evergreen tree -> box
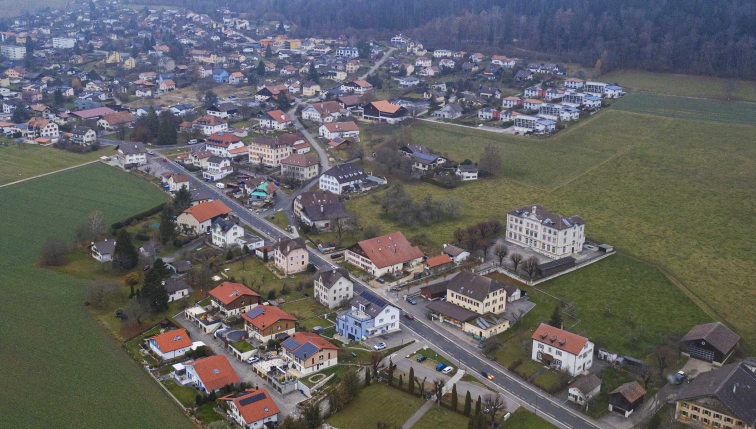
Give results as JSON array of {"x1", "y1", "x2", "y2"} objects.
[
  {"x1": 226, "y1": 249, "x2": 234, "y2": 260},
  {"x1": 257, "y1": 60, "x2": 266, "y2": 76},
  {"x1": 146, "y1": 107, "x2": 160, "y2": 137},
  {"x1": 263, "y1": 248, "x2": 268, "y2": 262},
  {"x1": 549, "y1": 304, "x2": 563, "y2": 329},
  {"x1": 152, "y1": 258, "x2": 171, "y2": 279},
  {"x1": 398, "y1": 375, "x2": 403, "y2": 387},
  {"x1": 463, "y1": 391, "x2": 472, "y2": 416},
  {"x1": 112, "y1": 229, "x2": 138, "y2": 270},
  {"x1": 303, "y1": 402, "x2": 321, "y2": 429},
  {"x1": 408, "y1": 367, "x2": 415, "y2": 394},
  {"x1": 159, "y1": 206, "x2": 175, "y2": 245},
  {"x1": 451, "y1": 384, "x2": 458, "y2": 411},
  {"x1": 156, "y1": 118, "x2": 177, "y2": 146},
  {"x1": 276, "y1": 20, "x2": 286, "y2": 34},
  {"x1": 265, "y1": 44, "x2": 272, "y2": 58},
  {"x1": 53, "y1": 89, "x2": 64, "y2": 107},
  {"x1": 308, "y1": 63, "x2": 319, "y2": 83},
  {"x1": 173, "y1": 187, "x2": 191, "y2": 213},
  {"x1": 365, "y1": 367, "x2": 371, "y2": 386},
  {"x1": 141, "y1": 266, "x2": 169, "y2": 312},
  {"x1": 344, "y1": 369, "x2": 360, "y2": 399},
  {"x1": 12, "y1": 103, "x2": 28, "y2": 123},
  {"x1": 475, "y1": 395, "x2": 482, "y2": 416}
]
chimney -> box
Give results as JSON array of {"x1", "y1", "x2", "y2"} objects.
[
  {"x1": 321, "y1": 205, "x2": 324, "y2": 213},
  {"x1": 733, "y1": 383, "x2": 739, "y2": 394},
  {"x1": 532, "y1": 205, "x2": 537, "y2": 213}
]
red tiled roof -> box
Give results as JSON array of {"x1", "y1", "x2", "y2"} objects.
[
  {"x1": 278, "y1": 133, "x2": 303, "y2": 146},
  {"x1": 322, "y1": 121, "x2": 359, "y2": 133},
  {"x1": 101, "y1": 111, "x2": 134, "y2": 125},
  {"x1": 531, "y1": 323, "x2": 588, "y2": 356},
  {"x1": 354, "y1": 232, "x2": 424, "y2": 269},
  {"x1": 369, "y1": 100, "x2": 401, "y2": 114},
  {"x1": 186, "y1": 355, "x2": 240, "y2": 391},
  {"x1": 206, "y1": 131, "x2": 242, "y2": 146},
  {"x1": 193, "y1": 115, "x2": 227, "y2": 126},
  {"x1": 281, "y1": 153, "x2": 318, "y2": 167},
  {"x1": 266, "y1": 110, "x2": 291, "y2": 123},
  {"x1": 147, "y1": 328, "x2": 192, "y2": 353},
  {"x1": 288, "y1": 332, "x2": 338, "y2": 351},
  {"x1": 426, "y1": 254, "x2": 452, "y2": 268},
  {"x1": 221, "y1": 389, "x2": 280, "y2": 424},
  {"x1": 182, "y1": 200, "x2": 231, "y2": 223},
  {"x1": 242, "y1": 305, "x2": 296, "y2": 330},
  {"x1": 209, "y1": 282, "x2": 260, "y2": 305}
]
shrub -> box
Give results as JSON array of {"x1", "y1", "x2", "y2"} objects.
[
  {"x1": 111, "y1": 203, "x2": 165, "y2": 230},
  {"x1": 508, "y1": 357, "x2": 523, "y2": 372}
]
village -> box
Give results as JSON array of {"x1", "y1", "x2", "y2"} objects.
[{"x1": 1, "y1": 2, "x2": 754, "y2": 429}]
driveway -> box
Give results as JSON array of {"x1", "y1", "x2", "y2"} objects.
[{"x1": 176, "y1": 313, "x2": 307, "y2": 418}]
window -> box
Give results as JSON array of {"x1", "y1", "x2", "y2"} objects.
[{"x1": 538, "y1": 344, "x2": 544, "y2": 349}]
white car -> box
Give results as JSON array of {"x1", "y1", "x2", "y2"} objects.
[
  {"x1": 247, "y1": 356, "x2": 260, "y2": 364},
  {"x1": 373, "y1": 342, "x2": 387, "y2": 350},
  {"x1": 442, "y1": 365, "x2": 454, "y2": 375},
  {"x1": 188, "y1": 139, "x2": 198, "y2": 145}
]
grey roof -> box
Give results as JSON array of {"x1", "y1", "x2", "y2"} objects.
[
  {"x1": 71, "y1": 126, "x2": 93, "y2": 136},
  {"x1": 403, "y1": 144, "x2": 430, "y2": 155},
  {"x1": 162, "y1": 279, "x2": 192, "y2": 294},
  {"x1": 426, "y1": 300, "x2": 478, "y2": 323},
  {"x1": 210, "y1": 102, "x2": 237, "y2": 112},
  {"x1": 412, "y1": 152, "x2": 439, "y2": 164},
  {"x1": 118, "y1": 142, "x2": 146, "y2": 155},
  {"x1": 281, "y1": 337, "x2": 301, "y2": 351},
  {"x1": 190, "y1": 188, "x2": 213, "y2": 202},
  {"x1": 207, "y1": 155, "x2": 225, "y2": 164},
  {"x1": 315, "y1": 267, "x2": 351, "y2": 289},
  {"x1": 92, "y1": 239, "x2": 116, "y2": 256},
  {"x1": 537, "y1": 256, "x2": 576, "y2": 271},
  {"x1": 569, "y1": 374, "x2": 602, "y2": 395},
  {"x1": 443, "y1": 244, "x2": 467, "y2": 257},
  {"x1": 457, "y1": 164, "x2": 478, "y2": 172},
  {"x1": 169, "y1": 260, "x2": 192, "y2": 273},
  {"x1": 292, "y1": 342, "x2": 320, "y2": 360},
  {"x1": 322, "y1": 162, "x2": 367, "y2": 184},
  {"x1": 349, "y1": 291, "x2": 391, "y2": 317},
  {"x1": 212, "y1": 216, "x2": 241, "y2": 233},
  {"x1": 677, "y1": 361, "x2": 756, "y2": 426},
  {"x1": 274, "y1": 237, "x2": 306, "y2": 256},
  {"x1": 303, "y1": 202, "x2": 349, "y2": 222},
  {"x1": 446, "y1": 270, "x2": 504, "y2": 302},
  {"x1": 507, "y1": 204, "x2": 585, "y2": 231},
  {"x1": 681, "y1": 322, "x2": 741, "y2": 355}
]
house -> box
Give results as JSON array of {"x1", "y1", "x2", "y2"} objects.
[
  {"x1": 470, "y1": 52, "x2": 485, "y2": 62},
  {"x1": 184, "y1": 355, "x2": 240, "y2": 393},
  {"x1": 164, "y1": 172, "x2": 189, "y2": 192},
  {"x1": 170, "y1": 104, "x2": 195, "y2": 116},
  {"x1": 248, "y1": 136, "x2": 293, "y2": 168},
  {"x1": 228, "y1": 72, "x2": 245, "y2": 85},
  {"x1": 243, "y1": 177, "x2": 279, "y2": 201},
  {"x1": 515, "y1": 70, "x2": 533, "y2": 81},
  {"x1": 302, "y1": 81, "x2": 321, "y2": 97},
  {"x1": 301, "y1": 200, "x2": 349, "y2": 231},
  {"x1": 25, "y1": 117, "x2": 59, "y2": 142},
  {"x1": 346, "y1": 60, "x2": 360, "y2": 73},
  {"x1": 462, "y1": 62, "x2": 479, "y2": 74},
  {"x1": 584, "y1": 81, "x2": 607, "y2": 97},
  {"x1": 314, "y1": 267, "x2": 353, "y2": 309},
  {"x1": 411, "y1": 152, "x2": 445, "y2": 172},
  {"x1": 319, "y1": 121, "x2": 360, "y2": 140},
  {"x1": 363, "y1": 100, "x2": 408, "y2": 124},
  {"x1": 483, "y1": 65, "x2": 502, "y2": 79},
  {"x1": 502, "y1": 96, "x2": 522, "y2": 109},
  {"x1": 442, "y1": 244, "x2": 470, "y2": 262},
  {"x1": 70, "y1": 126, "x2": 96, "y2": 145},
  {"x1": 674, "y1": 359, "x2": 756, "y2": 429},
  {"x1": 335, "y1": 46, "x2": 359, "y2": 58},
  {"x1": 163, "y1": 279, "x2": 193, "y2": 302},
  {"x1": 281, "y1": 332, "x2": 338, "y2": 375},
  {"x1": 480, "y1": 87, "x2": 502, "y2": 99},
  {"x1": 523, "y1": 98, "x2": 543, "y2": 111},
  {"x1": 205, "y1": 132, "x2": 244, "y2": 157},
  {"x1": 513, "y1": 115, "x2": 556, "y2": 134},
  {"x1": 242, "y1": 305, "x2": 297, "y2": 343},
  {"x1": 604, "y1": 85, "x2": 624, "y2": 98},
  {"x1": 203, "y1": 156, "x2": 233, "y2": 181},
  {"x1": 177, "y1": 200, "x2": 232, "y2": 234},
  {"x1": 340, "y1": 80, "x2": 373, "y2": 94},
  {"x1": 146, "y1": 329, "x2": 193, "y2": 360},
  {"x1": 439, "y1": 58, "x2": 455, "y2": 69},
  {"x1": 192, "y1": 115, "x2": 228, "y2": 135},
  {"x1": 680, "y1": 322, "x2": 740, "y2": 366},
  {"x1": 506, "y1": 204, "x2": 585, "y2": 259},
  {"x1": 189, "y1": 150, "x2": 214, "y2": 169},
  {"x1": 491, "y1": 55, "x2": 515, "y2": 68},
  {"x1": 568, "y1": 374, "x2": 602, "y2": 406},
  {"x1": 280, "y1": 154, "x2": 319, "y2": 182},
  {"x1": 432, "y1": 103, "x2": 463, "y2": 120},
  {"x1": 273, "y1": 237, "x2": 308, "y2": 275},
  {"x1": 117, "y1": 142, "x2": 147, "y2": 167},
  {"x1": 213, "y1": 69, "x2": 230, "y2": 83},
  {"x1": 337, "y1": 291, "x2": 401, "y2": 341},
  {"x1": 426, "y1": 300, "x2": 509, "y2": 339},
  {"x1": 319, "y1": 163, "x2": 368, "y2": 195},
  {"x1": 434, "y1": 49, "x2": 452, "y2": 58},
  {"x1": 211, "y1": 216, "x2": 245, "y2": 248},
  {"x1": 302, "y1": 101, "x2": 346, "y2": 123},
  {"x1": 425, "y1": 254, "x2": 453, "y2": 275},
  {"x1": 337, "y1": 95, "x2": 362, "y2": 111},
  {"x1": 415, "y1": 57, "x2": 432, "y2": 68},
  {"x1": 159, "y1": 80, "x2": 175, "y2": 92},
  {"x1": 294, "y1": 190, "x2": 340, "y2": 218},
  {"x1": 564, "y1": 78, "x2": 584, "y2": 89},
  {"x1": 98, "y1": 111, "x2": 133, "y2": 130},
  {"x1": 609, "y1": 382, "x2": 646, "y2": 418},
  {"x1": 220, "y1": 388, "x2": 280, "y2": 429},
  {"x1": 478, "y1": 108, "x2": 499, "y2": 120},
  {"x1": 207, "y1": 102, "x2": 238, "y2": 119},
  {"x1": 91, "y1": 239, "x2": 115, "y2": 262},
  {"x1": 209, "y1": 282, "x2": 262, "y2": 317},
  {"x1": 259, "y1": 110, "x2": 292, "y2": 130},
  {"x1": 531, "y1": 323, "x2": 594, "y2": 376},
  {"x1": 446, "y1": 270, "x2": 509, "y2": 315},
  {"x1": 397, "y1": 76, "x2": 420, "y2": 88},
  {"x1": 456, "y1": 164, "x2": 478, "y2": 181},
  {"x1": 345, "y1": 232, "x2": 425, "y2": 278}
]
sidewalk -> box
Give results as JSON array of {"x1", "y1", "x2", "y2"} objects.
[{"x1": 402, "y1": 399, "x2": 434, "y2": 429}]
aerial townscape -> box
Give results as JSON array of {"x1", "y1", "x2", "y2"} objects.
[{"x1": 1, "y1": 1, "x2": 755, "y2": 429}]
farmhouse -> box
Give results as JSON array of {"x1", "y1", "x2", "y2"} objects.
[
  {"x1": 506, "y1": 204, "x2": 585, "y2": 259},
  {"x1": 345, "y1": 232, "x2": 425, "y2": 278},
  {"x1": 209, "y1": 282, "x2": 262, "y2": 317},
  {"x1": 531, "y1": 323, "x2": 593, "y2": 376}
]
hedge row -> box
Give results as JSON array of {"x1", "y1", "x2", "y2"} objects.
[
  {"x1": 420, "y1": 175, "x2": 457, "y2": 189},
  {"x1": 111, "y1": 203, "x2": 166, "y2": 230}
]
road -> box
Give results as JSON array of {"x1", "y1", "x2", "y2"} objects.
[
  {"x1": 360, "y1": 47, "x2": 397, "y2": 80},
  {"x1": 418, "y1": 117, "x2": 515, "y2": 134},
  {"x1": 155, "y1": 155, "x2": 607, "y2": 429},
  {"x1": 288, "y1": 101, "x2": 330, "y2": 172}
]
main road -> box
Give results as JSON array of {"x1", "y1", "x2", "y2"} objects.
[{"x1": 157, "y1": 156, "x2": 609, "y2": 429}]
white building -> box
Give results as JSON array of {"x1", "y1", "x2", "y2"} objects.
[
  {"x1": 259, "y1": 110, "x2": 292, "y2": 130},
  {"x1": 531, "y1": 323, "x2": 593, "y2": 376},
  {"x1": 314, "y1": 267, "x2": 353, "y2": 309},
  {"x1": 318, "y1": 162, "x2": 367, "y2": 195},
  {"x1": 584, "y1": 81, "x2": 608, "y2": 97},
  {"x1": 52, "y1": 37, "x2": 76, "y2": 49},
  {"x1": 147, "y1": 329, "x2": 193, "y2": 360},
  {"x1": 211, "y1": 216, "x2": 245, "y2": 248},
  {"x1": 513, "y1": 115, "x2": 555, "y2": 134},
  {"x1": 568, "y1": 374, "x2": 602, "y2": 406},
  {"x1": 335, "y1": 46, "x2": 359, "y2": 58},
  {"x1": 91, "y1": 239, "x2": 115, "y2": 262},
  {"x1": 319, "y1": 121, "x2": 360, "y2": 140},
  {"x1": 506, "y1": 204, "x2": 586, "y2": 259},
  {"x1": 345, "y1": 232, "x2": 424, "y2": 278},
  {"x1": 222, "y1": 388, "x2": 280, "y2": 429},
  {"x1": 203, "y1": 156, "x2": 233, "y2": 181},
  {"x1": 564, "y1": 78, "x2": 585, "y2": 89},
  {"x1": 1, "y1": 45, "x2": 26, "y2": 60},
  {"x1": 117, "y1": 142, "x2": 147, "y2": 166}
]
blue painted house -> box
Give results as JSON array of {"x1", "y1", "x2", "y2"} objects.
[
  {"x1": 336, "y1": 291, "x2": 401, "y2": 341},
  {"x1": 213, "y1": 69, "x2": 229, "y2": 83}
]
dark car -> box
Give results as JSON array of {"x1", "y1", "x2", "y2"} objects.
[
  {"x1": 377, "y1": 278, "x2": 385, "y2": 284},
  {"x1": 330, "y1": 253, "x2": 342, "y2": 260},
  {"x1": 403, "y1": 312, "x2": 414, "y2": 320},
  {"x1": 481, "y1": 371, "x2": 494, "y2": 380},
  {"x1": 407, "y1": 297, "x2": 417, "y2": 305},
  {"x1": 416, "y1": 355, "x2": 427, "y2": 362},
  {"x1": 142, "y1": 265, "x2": 150, "y2": 271}
]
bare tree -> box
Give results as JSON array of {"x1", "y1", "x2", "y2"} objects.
[
  {"x1": 723, "y1": 79, "x2": 738, "y2": 101},
  {"x1": 652, "y1": 345, "x2": 675, "y2": 380},
  {"x1": 484, "y1": 393, "x2": 506, "y2": 426},
  {"x1": 142, "y1": 237, "x2": 162, "y2": 264},
  {"x1": 493, "y1": 244, "x2": 508, "y2": 265},
  {"x1": 333, "y1": 217, "x2": 347, "y2": 245},
  {"x1": 87, "y1": 211, "x2": 106, "y2": 240},
  {"x1": 488, "y1": 219, "x2": 503, "y2": 235},
  {"x1": 370, "y1": 351, "x2": 383, "y2": 375},
  {"x1": 453, "y1": 228, "x2": 466, "y2": 244},
  {"x1": 524, "y1": 256, "x2": 539, "y2": 278},
  {"x1": 509, "y1": 252, "x2": 523, "y2": 272},
  {"x1": 414, "y1": 376, "x2": 427, "y2": 398},
  {"x1": 432, "y1": 378, "x2": 445, "y2": 404},
  {"x1": 40, "y1": 236, "x2": 68, "y2": 266},
  {"x1": 126, "y1": 298, "x2": 147, "y2": 328},
  {"x1": 86, "y1": 279, "x2": 118, "y2": 310}
]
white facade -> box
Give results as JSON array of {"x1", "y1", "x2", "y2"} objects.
[
  {"x1": 506, "y1": 207, "x2": 585, "y2": 259},
  {"x1": 1, "y1": 45, "x2": 26, "y2": 60},
  {"x1": 318, "y1": 173, "x2": 358, "y2": 195},
  {"x1": 314, "y1": 273, "x2": 354, "y2": 309},
  {"x1": 205, "y1": 141, "x2": 245, "y2": 158},
  {"x1": 202, "y1": 157, "x2": 232, "y2": 181},
  {"x1": 167, "y1": 176, "x2": 189, "y2": 192},
  {"x1": 211, "y1": 222, "x2": 245, "y2": 248},
  {"x1": 318, "y1": 123, "x2": 360, "y2": 140},
  {"x1": 52, "y1": 37, "x2": 76, "y2": 49},
  {"x1": 227, "y1": 399, "x2": 278, "y2": 429},
  {"x1": 532, "y1": 338, "x2": 594, "y2": 377},
  {"x1": 584, "y1": 81, "x2": 607, "y2": 97},
  {"x1": 148, "y1": 338, "x2": 192, "y2": 360}
]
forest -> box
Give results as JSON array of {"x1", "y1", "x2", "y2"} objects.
[{"x1": 140, "y1": 0, "x2": 756, "y2": 78}]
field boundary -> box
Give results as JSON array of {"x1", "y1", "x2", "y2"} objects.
[{"x1": 0, "y1": 159, "x2": 101, "y2": 188}]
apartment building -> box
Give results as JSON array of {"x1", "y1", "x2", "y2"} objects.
[
  {"x1": 531, "y1": 323, "x2": 594, "y2": 376},
  {"x1": 506, "y1": 204, "x2": 586, "y2": 259},
  {"x1": 445, "y1": 270, "x2": 509, "y2": 315},
  {"x1": 248, "y1": 136, "x2": 292, "y2": 168},
  {"x1": 314, "y1": 267, "x2": 353, "y2": 309}
]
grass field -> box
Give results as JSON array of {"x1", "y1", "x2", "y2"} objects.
[
  {"x1": 413, "y1": 404, "x2": 470, "y2": 429},
  {"x1": 325, "y1": 383, "x2": 425, "y2": 429},
  {"x1": 0, "y1": 143, "x2": 116, "y2": 185},
  {"x1": 0, "y1": 163, "x2": 191, "y2": 428},
  {"x1": 500, "y1": 409, "x2": 556, "y2": 429},
  {"x1": 610, "y1": 93, "x2": 756, "y2": 125},
  {"x1": 349, "y1": 108, "x2": 756, "y2": 351},
  {"x1": 601, "y1": 70, "x2": 756, "y2": 102}
]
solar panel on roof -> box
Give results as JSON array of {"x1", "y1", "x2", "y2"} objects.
[
  {"x1": 245, "y1": 306, "x2": 265, "y2": 319},
  {"x1": 359, "y1": 291, "x2": 386, "y2": 308},
  {"x1": 238, "y1": 393, "x2": 267, "y2": 406},
  {"x1": 281, "y1": 337, "x2": 301, "y2": 350}
]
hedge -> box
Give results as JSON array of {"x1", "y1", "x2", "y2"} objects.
[
  {"x1": 420, "y1": 175, "x2": 457, "y2": 189},
  {"x1": 111, "y1": 203, "x2": 166, "y2": 230}
]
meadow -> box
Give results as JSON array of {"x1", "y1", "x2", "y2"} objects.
[
  {"x1": 0, "y1": 163, "x2": 191, "y2": 428},
  {"x1": 600, "y1": 69, "x2": 756, "y2": 102},
  {"x1": 0, "y1": 143, "x2": 117, "y2": 185},
  {"x1": 610, "y1": 93, "x2": 756, "y2": 125}
]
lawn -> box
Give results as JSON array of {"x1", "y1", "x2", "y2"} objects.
[
  {"x1": 220, "y1": 257, "x2": 314, "y2": 301},
  {"x1": 0, "y1": 162, "x2": 191, "y2": 428},
  {"x1": 267, "y1": 210, "x2": 290, "y2": 231},
  {"x1": 610, "y1": 93, "x2": 756, "y2": 125},
  {"x1": 162, "y1": 379, "x2": 199, "y2": 407},
  {"x1": 0, "y1": 143, "x2": 116, "y2": 185},
  {"x1": 500, "y1": 409, "x2": 556, "y2": 429},
  {"x1": 280, "y1": 297, "x2": 331, "y2": 321},
  {"x1": 413, "y1": 404, "x2": 470, "y2": 429},
  {"x1": 600, "y1": 69, "x2": 756, "y2": 102},
  {"x1": 325, "y1": 383, "x2": 425, "y2": 429}
]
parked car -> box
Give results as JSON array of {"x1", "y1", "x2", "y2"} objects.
[
  {"x1": 373, "y1": 342, "x2": 387, "y2": 350},
  {"x1": 377, "y1": 278, "x2": 385, "y2": 284},
  {"x1": 247, "y1": 356, "x2": 260, "y2": 364},
  {"x1": 417, "y1": 355, "x2": 427, "y2": 362},
  {"x1": 407, "y1": 297, "x2": 417, "y2": 305},
  {"x1": 436, "y1": 363, "x2": 447, "y2": 371},
  {"x1": 188, "y1": 139, "x2": 198, "y2": 145},
  {"x1": 442, "y1": 366, "x2": 454, "y2": 375},
  {"x1": 673, "y1": 371, "x2": 687, "y2": 384},
  {"x1": 330, "y1": 253, "x2": 342, "y2": 260},
  {"x1": 481, "y1": 371, "x2": 494, "y2": 380}
]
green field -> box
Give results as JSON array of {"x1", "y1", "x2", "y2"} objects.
[
  {"x1": 349, "y1": 108, "x2": 756, "y2": 350},
  {"x1": 0, "y1": 163, "x2": 191, "y2": 428},
  {"x1": 610, "y1": 93, "x2": 756, "y2": 125},
  {"x1": 601, "y1": 70, "x2": 756, "y2": 102},
  {"x1": 325, "y1": 383, "x2": 425, "y2": 429},
  {"x1": 0, "y1": 143, "x2": 117, "y2": 185},
  {"x1": 500, "y1": 409, "x2": 556, "y2": 429},
  {"x1": 413, "y1": 404, "x2": 470, "y2": 429}
]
